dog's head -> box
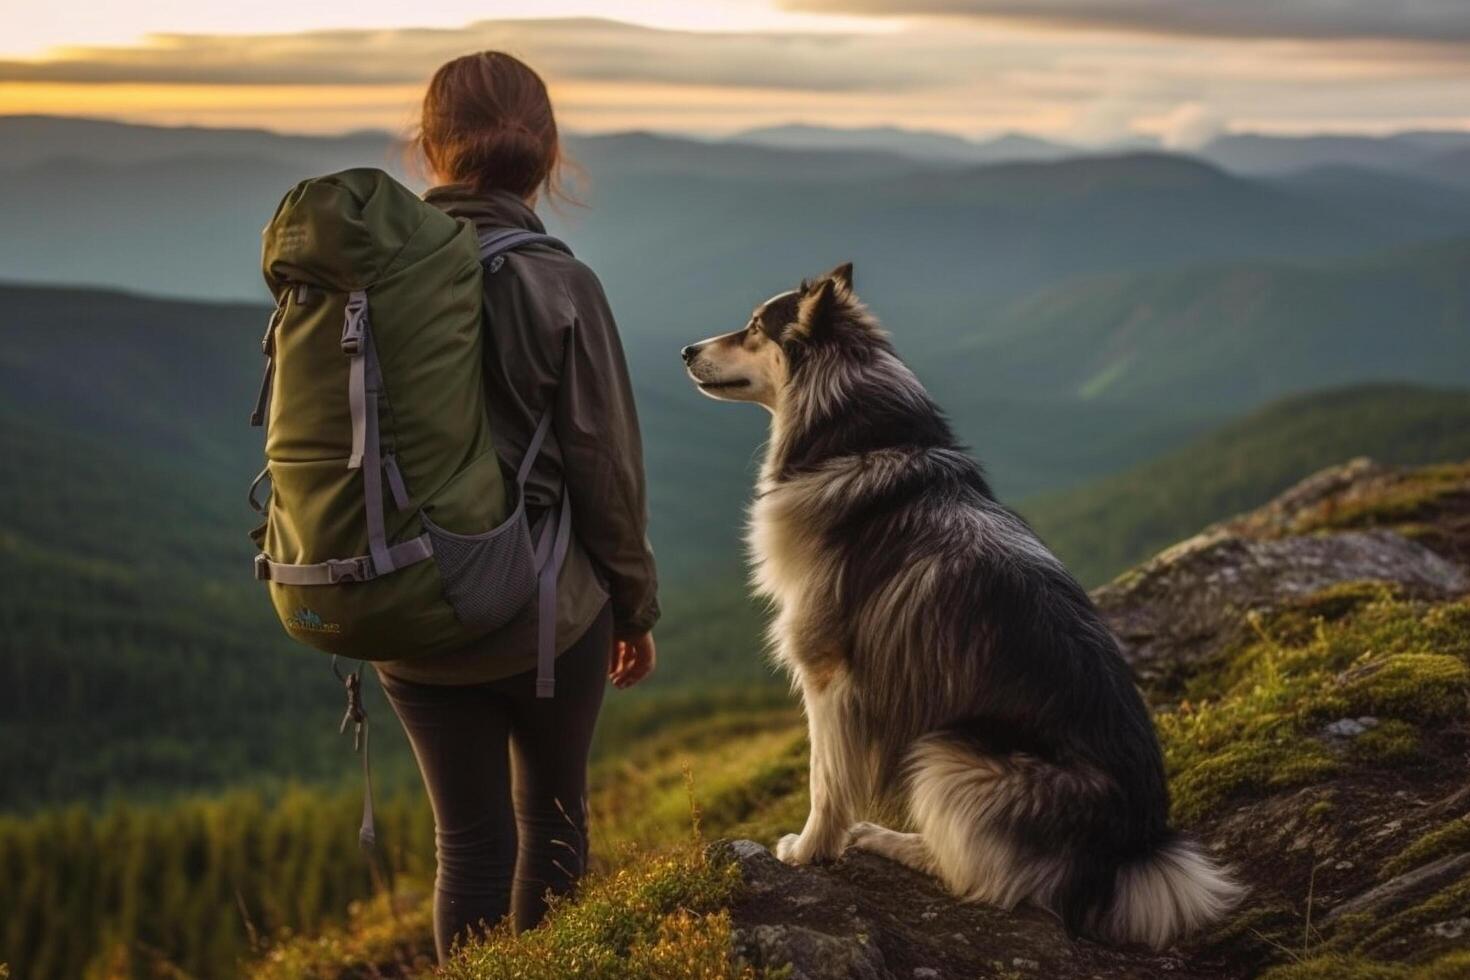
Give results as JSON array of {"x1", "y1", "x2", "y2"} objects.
[{"x1": 681, "y1": 262, "x2": 866, "y2": 409}]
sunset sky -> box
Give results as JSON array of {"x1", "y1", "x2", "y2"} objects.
[{"x1": 6, "y1": 1, "x2": 1470, "y2": 143}]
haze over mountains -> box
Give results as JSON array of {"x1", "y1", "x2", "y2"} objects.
[{"x1": 3, "y1": 113, "x2": 1468, "y2": 808}]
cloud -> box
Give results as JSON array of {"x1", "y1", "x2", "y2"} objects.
[
  {"x1": 0, "y1": 17, "x2": 951, "y2": 92},
  {"x1": 1157, "y1": 101, "x2": 1223, "y2": 148},
  {"x1": 4, "y1": 14, "x2": 1469, "y2": 141},
  {"x1": 783, "y1": 0, "x2": 1470, "y2": 44}
]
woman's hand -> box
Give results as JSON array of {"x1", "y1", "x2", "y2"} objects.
[{"x1": 609, "y1": 631, "x2": 656, "y2": 689}]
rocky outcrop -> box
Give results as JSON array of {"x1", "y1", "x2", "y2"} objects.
[
  {"x1": 1095, "y1": 459, "x2": 1470, "y2": 682},
  {"x1": 1095, "y1": 529, "x2": 1467, "y2": 682},
  {"x1": 717, "y1": 838, "x2": 1228, "y2": 980}
]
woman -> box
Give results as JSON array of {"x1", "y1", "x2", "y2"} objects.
[{"x1": 375, "y1": 51, "x2": 660, "y2": 959}]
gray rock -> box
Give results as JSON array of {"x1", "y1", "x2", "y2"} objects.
[
  {"x1": 735, "y1": 923, "x2": 890, "y2": 980},
  {"x1": 913, "y1": 969, "x2": 940, "y2": 980},
  {"x1": 1428, "y1": 917, "x2": 1470, "y2": 940},
  {"x1": 728, "y1": 838, "x2": 771, "y2": 863},
  {"x1": 1324, "y1": 718, "x2": 1368, "y2": 738},
  {"x1": 718, "y1": 838, "x2": 807, "y2": 898},
  {"x1": 1096, "y1": 529, "x2": 1467, "y2": 673},
  {"x1": 717, "y1": 839, "x2": 1100, "y2": 978}
]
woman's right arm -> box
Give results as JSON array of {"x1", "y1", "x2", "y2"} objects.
[{"x1": 554, "y1": 264, "x2": 660, "y2": 646}]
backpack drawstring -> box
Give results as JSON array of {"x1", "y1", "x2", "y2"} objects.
[{"x1": 332, "y1": 656, "x2": 377, "y2": 851}]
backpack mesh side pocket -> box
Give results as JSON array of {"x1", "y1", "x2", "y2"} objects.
[{"x1": 421, "y1": 501, "x2": 537, "y2": 634}]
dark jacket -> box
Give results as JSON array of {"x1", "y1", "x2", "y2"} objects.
[{"x1": 377, "y1": 186, "x2": 659, "y2": 685}]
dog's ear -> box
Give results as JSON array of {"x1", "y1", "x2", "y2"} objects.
[
  {"x1": 797, "y1": 277, "x2": 839, "y2": 336},
  {"x1": 826, "y1": 262, "x2": 854, "y2": 293}
]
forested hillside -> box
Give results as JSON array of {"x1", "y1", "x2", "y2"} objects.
[
  {"x1": 942, "y1": 238, "x2": 1470, "y2": 410},
  {"x1": 1024, "y1": 384, "x2": 1470, "y2": 585}
]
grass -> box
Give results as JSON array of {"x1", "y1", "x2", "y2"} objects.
[
  {"x1": 248, "y1": 887, "x2": 434, "y2": 980},
  {"x1": 437, "y1": 845, "x2": 761, "y2": 980},
  {"x1": 590, "y1": 708, "x2": 804, "y2": 855}
]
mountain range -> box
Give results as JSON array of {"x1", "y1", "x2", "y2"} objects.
[{"x1": 2, "y1": 114, "x2": 1469, "y2": 808}]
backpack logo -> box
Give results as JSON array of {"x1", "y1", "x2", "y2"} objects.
[{"x1": 286, "y1": 607, "x2": 341, "y2": 634}]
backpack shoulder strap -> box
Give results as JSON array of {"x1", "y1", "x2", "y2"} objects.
[
  {"x1": 476, "y1": 227, "x2": 572, "y2": 267},
  {"x1": 474, "y1": 227, "x2": 577, "y2": 698}
]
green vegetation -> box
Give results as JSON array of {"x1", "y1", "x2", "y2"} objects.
[
  {"x1": 1023, "y1": 386, "x2": 1470, "y2": 586},
  {"x1": 1159, "y1": 584, "x2": 1470, "y2": 823},
  {"x1": 0, "y1": 786, "x2": 434, "y2": 978},
  {"x1": 1381, "y1": 817, "x2": 1470, "y2": 880},
  {"x1": 435, "y1": 847, "x2": 757, "y2": 980},
  {"x1": 1256, "y1": 953, "x2": 1470, "y2": 980},
  {"x1": 1285, "y1": 461, "x2": 1470, "y2": 539},
  {"x1": 248, "y1": 887, "x2": 435, "y2": 980},
  {"x1": 0, "y1": 691, "x2": 801, "y2": 979}
]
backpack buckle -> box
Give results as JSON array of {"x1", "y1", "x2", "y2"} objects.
[
  {"x1": 341, "y1": 291, "x2": 368, "y2": 356},
  {"x1": 253, "y1": 553, "x2": 271, "y2": 581},
  {"x1": 326, "y1": 557, "x2": 371, "y2": 583}
]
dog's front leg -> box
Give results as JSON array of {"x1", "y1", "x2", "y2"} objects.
[{"x1": 776, "y1": 671, "x2": 866, "y2": 866}]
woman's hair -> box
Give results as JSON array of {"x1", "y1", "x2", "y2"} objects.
[{"x1": 414, "y1": 51, "x2": 566, "y2": 202}]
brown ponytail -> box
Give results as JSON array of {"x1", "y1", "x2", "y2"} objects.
[{"x1": 414, "y1": 51, "x2": 566, "y2": 203}]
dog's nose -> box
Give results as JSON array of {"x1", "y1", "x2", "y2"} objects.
[{"x1": 681, "y1": 344, "x2": 699, "y2": 365}]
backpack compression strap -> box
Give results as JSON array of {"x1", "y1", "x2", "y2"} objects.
[
  {"x1": 478, "y1": 227, "x2": 575, "y2": 698},
  {"x1": 253, "y1": 288, "x2": 432, "y2": 585}
]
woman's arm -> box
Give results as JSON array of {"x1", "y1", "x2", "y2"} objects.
[{"x1": 554, "y1": 265, "x2": 660, "y2": 643}]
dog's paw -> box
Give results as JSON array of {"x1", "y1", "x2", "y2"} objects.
[
  {"x1": 844, "y1": 821, "x2": 883, "y2": 852},
  {"x1": 774, "y1": 833, "x2": 808, "y2": 865}
]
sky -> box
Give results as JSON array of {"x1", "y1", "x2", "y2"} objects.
[{"x1": 5, "y1": 1, "x2": 1470, "y2": 143}]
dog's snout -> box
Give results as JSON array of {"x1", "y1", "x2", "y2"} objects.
[{"x1": 681, "y1": 344, "x2": 700, "y2": 365}]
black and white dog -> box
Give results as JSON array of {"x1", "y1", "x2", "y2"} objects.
[{"x1": 681, "y1": 264, "x2": 1240, "y2": 948}]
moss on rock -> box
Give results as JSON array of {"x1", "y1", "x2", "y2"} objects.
[
  {"x1": 1348, "y1": 720, "x2": 1421, "y2": 766},
  {"x1": 1159, "y1": 589, "x2": 1470, "y2": 825},
  {"x1": 1382, "y1": 817, "x2": 1470, "y2": 880}
]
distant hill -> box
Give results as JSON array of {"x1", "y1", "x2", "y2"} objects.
[
  {"x1": 0, "y1": 114, "x2": 403, "y2": 171},
  {"x1": 1023, "y1": 384, "x2": 1470, "y2": 586},
  {"x1": 1416, "y1": 147, "x2": 1470, "y2": 192},
  {"x1": 1197, "y1": 130, "x2": 1470, "y2": 184},
  {"x1": 942, "y1": 237, "x2": 1470, "y2": 411},
  {"x1": 6, "y1": 116, "x2": 1470, "y2": 316},
  {"x1": 729, "y1": 122, "x2": 1075, "y2": 164}
]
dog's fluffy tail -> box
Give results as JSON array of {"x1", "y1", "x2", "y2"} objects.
[
  {"x1": 1099, "y1": 835, "x2": 1244, "y2": 949},
  {"x1": 906, "y1": 733, "x2": 1241, "y2": 948}
]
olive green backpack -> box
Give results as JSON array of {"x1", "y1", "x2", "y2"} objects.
[{"x1": 250, "y1": 169, "x2": 573, "y2": 701}]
